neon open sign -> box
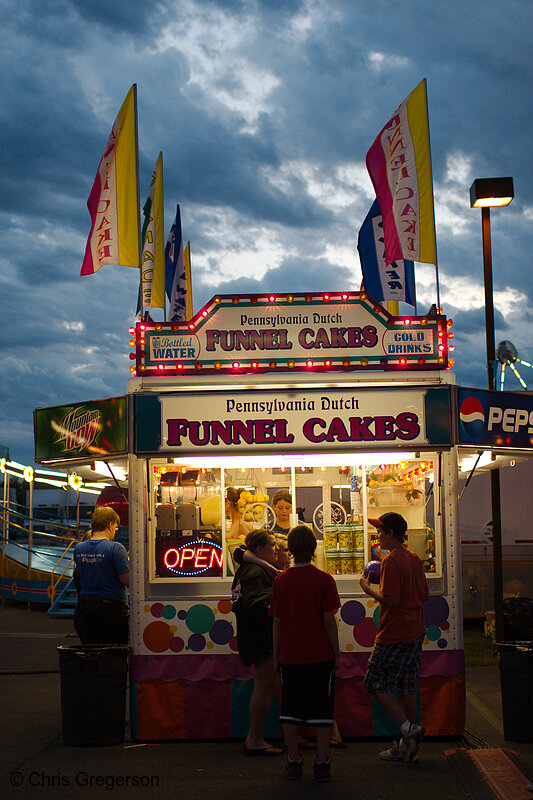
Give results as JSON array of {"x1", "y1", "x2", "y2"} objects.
[{"x1": 162, "y1": 539, "x2": 224, "y2": 577}]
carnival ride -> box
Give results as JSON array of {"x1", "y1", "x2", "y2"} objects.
[
  {"x1": 497, "y1": 340, "x2": 533, "y2": 390},
  {"x1": 0, "y1": 458, "x2": 126, "y2": 612},
  {"x1": 0, "y1": 503, "x2": 77, "y2": 605}
]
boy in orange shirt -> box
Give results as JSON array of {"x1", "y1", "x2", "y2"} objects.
[{"x1": 360, "y1": 512, "x2": 429, "y2": 763}]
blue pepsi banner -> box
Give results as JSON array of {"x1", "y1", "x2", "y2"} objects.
[{"x1": 457, "y1": 388, "x2": 533, "y2": 449}]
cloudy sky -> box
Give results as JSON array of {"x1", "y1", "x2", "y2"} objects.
[{"x1": 1, "y1": 0, "x2": 532, "y2": 466}]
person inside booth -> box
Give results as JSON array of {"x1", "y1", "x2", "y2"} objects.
[
  {"x1": 225, "y1": 487, "x2": 252, "y2": 539},
  {"x1": 271, "y1": 489, "x2": 293, "y2": 534}
]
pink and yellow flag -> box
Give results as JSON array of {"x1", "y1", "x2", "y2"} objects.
[
  {"x1": 81, "y1": 85, "x2": 139, "y2": 276},
  {"x1": 366, "y1": 79, "x2": 436, "y2": 266}
]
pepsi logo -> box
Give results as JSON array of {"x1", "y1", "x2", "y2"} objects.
[{"x1": 460, "y1": 396, "x2": 485, "y2": 437}]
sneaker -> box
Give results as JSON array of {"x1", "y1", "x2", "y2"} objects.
[
  {"x1": 399, "y1": 723, "x2": 425, "y2": 763},
  {"x1": 313, "y1": 759, "x2": 331, "y2": 782},
  {"x1": 379, "y1": 741, "x2": 408, "y2": 761},
  {"x1": 286, "y1": 758, "x2": 303, "y2": 780}
]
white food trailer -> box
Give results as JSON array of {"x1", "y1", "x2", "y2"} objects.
[{"x1": 36, "y1": 291, "x2": 502, "y2": 740}]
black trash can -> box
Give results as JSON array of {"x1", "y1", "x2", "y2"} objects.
[
  {"x1": 57, "y1": 645, "x2": 129, "y2": 746},
  {"x1": 503, "y1": 597, "x2": 533, "y2": 641},
  {"x1": 497, "y1": 641, "x2": 533, "y2": 742}
]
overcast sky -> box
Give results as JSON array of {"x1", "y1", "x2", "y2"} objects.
[{"x1": 1, "y1": 0, "x2": 532, "y2": 466}]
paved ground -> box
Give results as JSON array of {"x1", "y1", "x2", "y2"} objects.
[{"x1": 1, "y1": 601, "x2": 532, "y2": 800}]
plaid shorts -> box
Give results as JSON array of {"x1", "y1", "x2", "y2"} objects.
[{"x1": 364, "y1": 635, "x2": 424, "y2": 696}]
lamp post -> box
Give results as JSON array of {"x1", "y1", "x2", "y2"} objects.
[{"x1": 470, "y1": 177, "x2": 514, "y2": 643}]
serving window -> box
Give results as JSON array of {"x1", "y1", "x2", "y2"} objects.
[
  {"x1": 323, "y1": 458, "x2": 438, "y2": 577},
  {"x1": 147, "y1": 453, "x2": 442, "y2": 588}
]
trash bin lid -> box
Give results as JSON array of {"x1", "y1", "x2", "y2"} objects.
[
  {"x1": 57, "y1": 645, "x2": 130, "y2": 657},
  {"x1": 495, "y1": 641, "x2": 533, "y2": 652},
  {"x1": 503, "y1": 597, "x2": 533, "y2": 616}
]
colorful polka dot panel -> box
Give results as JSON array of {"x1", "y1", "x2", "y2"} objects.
[
  {"x1": 138, "y1": 595, "x2": 454, "y2": 655},
  {"x1": 140, "y1": 600, "x2": 238, "y2": 655},
  {"x1": 339, "y1": 595, "x2": 453, "y2": 651}
]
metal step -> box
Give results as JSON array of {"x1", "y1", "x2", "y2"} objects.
[
  {"x1": 47, "y1": 578, "x2": 77, "y2": 617},
  {"x1": 48, "y1": 605, "x2": 76, "y2": 617}
]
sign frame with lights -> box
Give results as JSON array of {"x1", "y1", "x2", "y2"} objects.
[{"x1": 133, "y1": 292, "x2": 449, "y2": 377}]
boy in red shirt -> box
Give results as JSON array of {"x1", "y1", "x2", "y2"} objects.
[
  {"x1": 270, "y1": 525, "x2": 341, "y2": 782},
  {"x1": 360, "y1": 512, "x2": 429, "y2": 763}
]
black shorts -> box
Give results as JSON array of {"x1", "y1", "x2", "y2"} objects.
[
  {"x1": 78, "y1": 597, "x2": 129, "y2": 645},
  {"x1": 280, "y1": 660, "x2": 336, "y2": 727}
]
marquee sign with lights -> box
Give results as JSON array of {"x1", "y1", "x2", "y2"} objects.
[{"x1": 131, "y1": 292, "x2": 452, "y2": 376}]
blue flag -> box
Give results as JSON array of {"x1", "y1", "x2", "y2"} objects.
[
  {"x1": 165, "y1": 205, "x2": 187, "y2": 322},
  {"x1": 358, "y1": 199, "x2": 415, "y2": 306}
]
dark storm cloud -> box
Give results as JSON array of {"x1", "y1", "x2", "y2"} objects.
[
  {"x1": 0, "y1": 265, "x2": 138, "y2": 461},
  {"x1": 29, "y1": 0, "x2": 169, "y2": 36},
  {"x1": 449, "y1": 306, "x2": 517, "y2": 392},
  {"x1": 159, "y1": 115, "x2": 327, "y2": 228},
  {"x1": 0, "y1": 65, "x2": 95, "y2": 220},
  {"x1": 452, "y1": 307, "x2": 510, "y2": 337},
  {"x1": 1, "y1": 0, "x2": 532, "y2": 465},
  {"x1": 193, "y1": 256, "x2": 355, "y2": 310},
  {"x1": 243, "y1": 0, "x2": 533, "y2": 193},
  {"x1": 194, "y1": 0, "x2": 305, "y2": 14},
  {"x1": 2, "y1": 223, "x2": 82, "y2": 287}
]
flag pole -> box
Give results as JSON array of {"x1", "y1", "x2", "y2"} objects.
[
  {"x1": 132, "y1": 83, "x2": 143, "y2": 320},
  {"x1": 412, "y1": 262, "x2": 418, "y2": 314},
  {"x1": 424, "y1": 79, "x2": 441, "y2": 311},
  {"x1": 185, "y1": 241, "x2": 193, "y2": 320},
  {"x1": 164, "y1": 223, "x2": 168, "y2": 323},
  {"x1": 160, "y1": 153, "x2": 165, "y2": 322}
]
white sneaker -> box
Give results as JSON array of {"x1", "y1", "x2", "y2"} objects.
[
  {"x1": 399, "y1": 723, "x2": 425, "y2": 763},
  {"x1": 379, "y1": 741, "x2": 407, "y2": 761}
]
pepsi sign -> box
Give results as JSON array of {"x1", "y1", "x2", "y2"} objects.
[
  {"x1": 459, "y1": 395, "x2": 485, "y2": 438},
  {"x1": 457, "y1": 388, "x2": 533, "y2": 448}
]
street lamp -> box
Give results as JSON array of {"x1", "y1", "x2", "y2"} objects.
[{"x1": 469, "y1": 176, "x2": 514, "y2": 643}]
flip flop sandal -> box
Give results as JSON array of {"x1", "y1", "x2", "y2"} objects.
[{"x1": 242, "y1": 745, "x2": 284, "y2": 756}]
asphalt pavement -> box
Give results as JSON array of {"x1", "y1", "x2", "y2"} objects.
[{"x1": 1, "y1": 601, "x2": 533, "y2": 800}]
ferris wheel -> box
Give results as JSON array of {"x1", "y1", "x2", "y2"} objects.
[{"x1": 497, "y1": 340, "x2": 533, "y2": 390}]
